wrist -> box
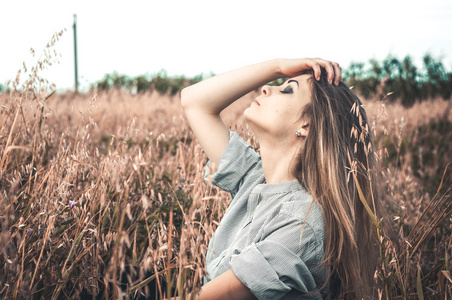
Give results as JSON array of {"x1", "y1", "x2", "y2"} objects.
[{"x1": 271, "y1": 58, "x2": 285, "y2": 77}]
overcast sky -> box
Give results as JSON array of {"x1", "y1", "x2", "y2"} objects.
[{"x1": 1, "y1": 0, "x2": 451, "y2": 91}]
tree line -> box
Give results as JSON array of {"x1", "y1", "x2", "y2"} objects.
[
  {"x1": 343, "y1": 54, "x2": 451, "y2": 106},
  {"x1": 93, "y1": 70, "x2": 206, "y2": 96},
  {"x1": 91, "y1": 54, "x2": 451, "y2": 106},
  {"x1": 1, "y1": 53, "x2": 450, "y2": 106}
]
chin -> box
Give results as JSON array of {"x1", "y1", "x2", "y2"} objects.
[
  {"x1": 243, "y1": 107, "x2": 250, "y2": 119},
  {"x1": 243, "y1": 113, "x2": 260, "y2": 134},
  {"x1": 243, "y1": 108, "x2": 257, "y2": 126}
]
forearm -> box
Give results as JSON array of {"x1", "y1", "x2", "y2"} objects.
[
  {"x1": 196, "y1": 269, "x2": 256, "y2": 300},
  {"x1": 181, "y1": 59, "x2": 283, "y2": 114},
  {"x1": 166, "y1": 270, "x2": 255, "y2": 300}
]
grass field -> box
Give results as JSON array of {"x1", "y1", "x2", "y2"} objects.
[{"x1": 1, "y1": 46, "x2": 452, "y2": 299}]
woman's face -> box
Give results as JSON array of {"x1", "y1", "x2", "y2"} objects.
[{"x1": 244, "y1": 73, "x2": 312, "y2": 140}]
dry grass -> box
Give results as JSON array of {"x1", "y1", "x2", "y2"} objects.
[
  {"x1": 1, "y1": 33, "x2": 452, "y2": 299},
  {"x1": 1, "y1": 82, "x2": 239, "y2": 298}
]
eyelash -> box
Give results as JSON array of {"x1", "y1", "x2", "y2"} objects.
[{"x1": 280, "y1": 86, "x2": 293, "y2": 94}]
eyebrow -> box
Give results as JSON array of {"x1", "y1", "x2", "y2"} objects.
[{"x1": 287, "y1": 79, "x2": 299, "y2": 86}]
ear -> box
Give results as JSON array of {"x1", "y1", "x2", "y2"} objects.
[{"x1": 297, "y1": 120, "x2": 310, "y2": 138}]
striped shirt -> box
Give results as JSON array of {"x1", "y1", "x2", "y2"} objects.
[{"x1": 204, "y1": 132, "x2": 326, "y2": 299}]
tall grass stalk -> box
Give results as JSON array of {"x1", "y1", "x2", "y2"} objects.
[{"x1": 1, "y1": 32, "x2": 452, "y2": 298}]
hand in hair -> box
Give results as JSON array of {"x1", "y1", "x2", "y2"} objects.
[
  {"x1": 181, "y1": 58, "x2": 341, "y2": 168},
  {"x1": 278, "y1": 58, "x2": 342, "y2": 85}
]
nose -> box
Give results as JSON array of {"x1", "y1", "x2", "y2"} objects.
[{"x1": 261, "y1": 85, "x2": 270, "y2": 96}]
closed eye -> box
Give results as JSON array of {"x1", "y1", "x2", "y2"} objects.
[{"x1": 280, "y1": 86, "x2": 293, "y2": 94}]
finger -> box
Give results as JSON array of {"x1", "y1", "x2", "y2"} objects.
[
  {"x1": 313, "y1": 58, "x2": 334, "y2": 84},
  {"x1": 322, "y1": 61, "x2": 335, "y2": 84},
  {"x1": 309, "y1": 60, "x2": 321, "y2": 81},
  {"x1": 332, "y1": 62, "x2": 342, "y2": 85}
]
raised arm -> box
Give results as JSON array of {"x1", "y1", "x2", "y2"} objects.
[{"x1": 180, "y1": 58, "x2": 341, "y2": 166}]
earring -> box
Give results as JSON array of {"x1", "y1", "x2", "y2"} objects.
[{"x1": 296, "y1": 131, "x2": 302, "y2": 137}]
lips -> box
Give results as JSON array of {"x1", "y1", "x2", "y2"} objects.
[{"x1": 254, "y1": 100, "x2": 260, "y2": 106}]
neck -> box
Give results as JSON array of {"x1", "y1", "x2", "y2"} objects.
[{"x1": 258, "y1": 136, "x2": 300, "y2": 184}]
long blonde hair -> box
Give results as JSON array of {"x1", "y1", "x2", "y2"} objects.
[{"x1": 294, "y1": 69, "x2": 384, "y2": 299}]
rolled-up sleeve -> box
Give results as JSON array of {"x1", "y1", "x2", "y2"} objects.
[
  {"x1": 229, "y1": 213, "x2": 323, "y2": 300},
  {"x1": 205, "y1": 132, "x2": 261, "y2": 194}
]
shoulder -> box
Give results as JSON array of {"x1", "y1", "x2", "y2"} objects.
[{"x1": 205, "y1": 131, "x2": 263, "y2": 194}]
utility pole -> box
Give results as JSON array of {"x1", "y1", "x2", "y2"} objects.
[{"x1": 73, "y1": 14, "x2": 79, "y2": 92}]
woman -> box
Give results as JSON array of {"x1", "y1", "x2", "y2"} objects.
[{"x1": 181, "y1": 58, "x2": 382, "y2": 299}]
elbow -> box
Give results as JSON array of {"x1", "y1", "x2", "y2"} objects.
[{"x1": 180, "y1": 87, "x2": 191, "y2": 110}]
